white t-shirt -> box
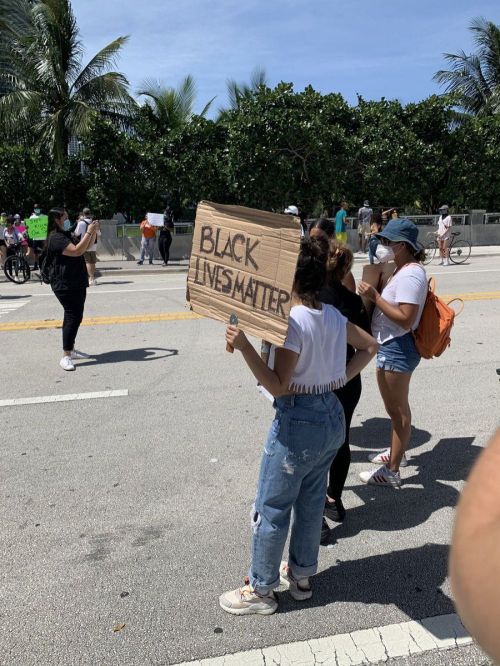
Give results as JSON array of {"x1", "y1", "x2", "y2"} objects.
[
  {"x1": 371, "y1": 264, "x2": 428, "y2": 344},
  {"x1": 75, "y1": 218, "x2": 97, "y2": 252},
  {"x1": 3, "y1": 228, "x2": 23, "y2": 245},
  {"x1": 269, "y1": 304, "x2": 347, "y2": 393},
  {"x1": 438, "y1": 215, "x2": 452, "y2": 240}
]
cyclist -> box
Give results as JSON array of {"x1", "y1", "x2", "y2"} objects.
[
  {"x1": 437, "y1": 205, "x2": 452, "y2": 266},
  {"x1": 3, "y1": 216, "x2": 23, "y2": 256}
]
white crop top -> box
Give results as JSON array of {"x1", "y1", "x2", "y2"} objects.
[{"x1": 269, "y1": 304, "x2": 347, "y2": 394}]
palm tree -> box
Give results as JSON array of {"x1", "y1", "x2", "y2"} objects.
[
  {"x1": 136, "y1": 75, "x2": 214, "y2": 130},
  {"x1": 223, "y1": 67, "x2": 267, "y2": 112},
  {"x1": 0, "y1": 0, "x2": 135, "y2": 162},
  {"x1": 434, "y1": 17, "x2": 500, "y2": 115}
]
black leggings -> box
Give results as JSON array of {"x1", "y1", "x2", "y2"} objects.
[
  {"x1": 159, "y1": 233, "x2": 172, "y2": 265},
  {"x1": 328, "y1": 373, "x2": 362, "y2": 500},
  {"x1": 54, "y1": 289, "x2": 87, "y2": 352}
]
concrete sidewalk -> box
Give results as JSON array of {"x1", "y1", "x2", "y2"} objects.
[{"x1": 96, "y1": 246, "x2": 499, "y2": 276}]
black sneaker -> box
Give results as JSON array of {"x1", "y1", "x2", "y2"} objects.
[
  {"x1": 324, "y1": 498, "x2": 346, "y2": 523},
  {"x1": 137, "y1": 260, "x2": 143, "y2": 265},
  {"x1": 320, "y1": 517, "x2": 330, "y2": 545}
]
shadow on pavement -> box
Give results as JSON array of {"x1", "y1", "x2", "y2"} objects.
[
  {"x1": 279, "y1": 543, "x2": 454, "y2": 619},
  {"x1": 350, "y1": 418, "x2": 432, "y2": 452},
  {"x1": 0, "y1": 294, "x2": 32, "y2": 299},
  {"x1": 276, "y1": 438, "x2": 484, "y2": 618},
  {"x1": 92, "y1": 281, "x2": 134, "y2": 286},
  {"x1": 325, "y1": 437, "x2": 480, "y2": 543},
  {"x1": 78, "y1": 347, "x2": 178, "y2": 366}
]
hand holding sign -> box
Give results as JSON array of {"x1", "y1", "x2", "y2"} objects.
[{"x1": 226, "y1": 314, "x2": 238, "y2": 353}]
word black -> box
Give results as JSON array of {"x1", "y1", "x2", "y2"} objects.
[{"x1": 200, "y1": 225, "x2": 259, "y2": 270}]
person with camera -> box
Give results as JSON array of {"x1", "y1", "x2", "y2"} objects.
[{"x1": 46, "y1": 207, "x2": 99, "y2": 371}]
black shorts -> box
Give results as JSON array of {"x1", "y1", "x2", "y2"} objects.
[{"x1": 0, "y1": 240, "x2": 5, "y2": 247}]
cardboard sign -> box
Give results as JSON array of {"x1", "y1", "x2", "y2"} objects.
[
  {"x1": 25, "y1": 215, "x2": 48, "y2": 240},
  {"x1": 147, "y1": 212, "x2": 164, "y2": 227},
  {"x1": 187, "y1": 201, "x2": 302, "y2": 346}
]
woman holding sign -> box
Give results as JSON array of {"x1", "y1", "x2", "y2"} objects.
[
  {"x1": 219, "y1": 237, "x2": 378, "y2": 616},
  {"x1": 46, "y1": 208, "x2": 99, "y2": 371}
]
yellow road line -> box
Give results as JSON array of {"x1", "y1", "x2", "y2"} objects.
[
  {"x1": 440, "y1": 291, "x2": 500, "y2": 302},
  {"x1": 0, "y1": 311, "x2": 202, "y2": 332},
  {"x1": 0, "y1": 291, "x2": 499, "y2": 332}
]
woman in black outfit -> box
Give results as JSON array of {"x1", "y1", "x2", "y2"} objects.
[
  {"x1": 46, "y1": 207, "x2": 99, "y2": 371},
  {"x1": 320, "y1": 240, "x2": 371, "y2": 530},
  {"x1": 158, "y1": 207, "x2": 175, "y2": 266}
]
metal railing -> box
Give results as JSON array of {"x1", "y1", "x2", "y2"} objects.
[
  {"x1": 116, "y1": 221, "x2": 194, "y2": 238},
  {"x1": 484, "y1": 213, "x2": 500, "y2": 225},
  {"x1": 347, "y1": 214, "x2": 469, "y2": 227}
]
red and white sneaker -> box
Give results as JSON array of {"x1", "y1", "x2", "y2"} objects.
[
  {"x1": 360, "y1": 465, "x2": 402, "y2": 488},
  {"x1": 368, "y1": 448, "x2": 407, "y2": 467}
]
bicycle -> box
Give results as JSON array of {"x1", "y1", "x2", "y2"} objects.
[
  {"x1": 3, "y1": 243, "x2": 32, "y2": 284},
  {"x1": 422, "y1": 231, "x2": 471, "y2": 266}
]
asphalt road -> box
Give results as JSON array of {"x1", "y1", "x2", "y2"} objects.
[{"x1": 0, "y1": 256, "x2": 498, "y2": 666}]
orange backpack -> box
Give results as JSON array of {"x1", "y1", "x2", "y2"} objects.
[{"x1": 413, "y1": 278, "x2": 463, "y2": 359}]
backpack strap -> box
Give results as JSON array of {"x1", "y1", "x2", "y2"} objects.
[{"x1": 446, "y1": 298, "x2": 464, "y2": 316}]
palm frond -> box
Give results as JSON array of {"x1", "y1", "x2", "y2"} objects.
[
  {"x1": 0, "y1": 88, "x2": 43, "y2": 130},
  {"x1": 73, "y1": 71, "x2": 134, "y2": 107},
  {"x1": 434, "y1": 17, "x2": 500, "y2": 115},
  {"x1": 250, "y1": 66, "x2": 267, "y2": 90},
  {"x1": 199, "y1": 96, "x2": 216, "y2": 117},
  {"x1": 72, "y1": 36, "x2": 130, "y2": 91}
]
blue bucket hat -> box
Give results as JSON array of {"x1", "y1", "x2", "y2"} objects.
[{"x1": 376, "y1": 218, "x2": 421, "y2": 251}]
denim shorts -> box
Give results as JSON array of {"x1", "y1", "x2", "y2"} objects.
[{"x1": 376, "y1": 332, "x2": 421, "y2": 373}]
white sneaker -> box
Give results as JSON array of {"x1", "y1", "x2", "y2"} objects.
[
  {"x1": 60, "y1": 356, "x2": 75, "y2": 371},
  {"x1": 71, "y1": 349, "x2": 91, "y2": 360},
  {"x1": 360, "y1": 465, "x2": 402, "y2": 487},
  {"x1": 219, "y1": 583, "x2": 278, "y2": 616},
  {"x1": 279, "y1": 561, "x2": 312, "y2": 601},
  {"x1": 368, "y1": 448, "x2": 407, "y2": 467},
  {"x1": 438, "y1": 260, "x2": 444, "y2": 266}
]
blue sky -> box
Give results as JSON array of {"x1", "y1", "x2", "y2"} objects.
[{"x1": 72, "y1": 0, "x2": 500, "y2": 114}]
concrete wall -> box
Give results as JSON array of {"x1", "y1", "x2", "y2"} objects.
[{"x1": 96, "y1": 221, "x2": 193, "y2": 262}]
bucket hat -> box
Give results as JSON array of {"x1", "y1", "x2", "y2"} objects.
[{"x1": 376, "y1": 218, "x2": 421, "y2": 251}]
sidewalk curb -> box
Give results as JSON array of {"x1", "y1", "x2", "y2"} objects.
[{"x1": 97, "y1": 267, "x2": 188, "y2": 277}]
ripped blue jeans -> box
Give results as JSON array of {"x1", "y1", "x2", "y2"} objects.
[{"x1": 249, "y1": 392, "x2": 345, "y2": 595}]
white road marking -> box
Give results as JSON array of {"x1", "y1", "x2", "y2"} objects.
[
  {"x1": 32, "y1": 286, "x2": 185, "y2": 297},
  {"x1": 173, "y1": 613, "x2": 472, "y2": 666},
  {"x1": 0, "y1": 299, "x2": 30, "y2": 318},
  {"x1": 0, "y1": 389, "x2": 128, "y2": 408}
]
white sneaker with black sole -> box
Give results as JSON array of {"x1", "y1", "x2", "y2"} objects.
[
  {"x1": 368, "y1": 448, "x2": 407, "y2": 467},
  {"x1": 360, "y1": 465, "x2": 402, "y2": 487},
  {"x1": 60, "y1": 356, "x2": 75, "y2": 371},
  {"x1": 279, "y1": 561, "x2": 312, "y2": 600}
]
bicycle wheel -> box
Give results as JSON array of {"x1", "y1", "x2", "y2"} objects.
[
  {"x1": 3, "y1": 256, "x2": 31, "y2": 284},
  {"x1": 449, "y1": 240, "x2": 471, "y2": 264},
  {"x1": 422, "y1": 242, "x2": 437, "y2": 265}
]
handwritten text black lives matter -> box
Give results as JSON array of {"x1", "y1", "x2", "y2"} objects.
[{"x1": 192, "y1": 225, "x2": 291, "y2": 317}]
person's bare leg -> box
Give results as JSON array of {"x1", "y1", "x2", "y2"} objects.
[
  {"x1": 87, "y1": 262, "x2": 95, "y2": 281},
  {"x1": 376, "y1": 369, "x2": 412, "y2": 472}
]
